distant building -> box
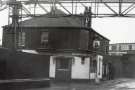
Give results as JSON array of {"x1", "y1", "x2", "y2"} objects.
[
  {"x1": 109, "y1": 43, "x2": 135, "y2": 56},
  {"x1": 2, "y1": 9, "x2": 109, "y2": 81}
]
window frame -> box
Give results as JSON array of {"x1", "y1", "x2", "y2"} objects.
[
  {"x1": 40, "y1": 31, "x2": 49, "y2": 48},
  {"x1": 93, "y1": 40, "x2": 100, "y2": 48}
]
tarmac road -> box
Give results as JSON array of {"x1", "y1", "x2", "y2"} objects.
[{"x1": 24, "y1": 78, "x2": 135, "y2": 90}]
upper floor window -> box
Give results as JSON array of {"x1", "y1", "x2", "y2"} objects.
[
  {"x1": 41, "y1": 32, "x2": 49, "y2": 47},
  {"x1": 93, "y1": 40, "x2": 100, "y2": 48},
  {"x1": 18, "y1": 32, "x2": 26, "y2": 47}
]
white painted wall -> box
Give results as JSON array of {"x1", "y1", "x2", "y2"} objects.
[
  {"x1": 49, "y1": 56, "x2": 56, "y2": 78},
  {"x1": 97, "y1": 55, "x2": 103, "y2": 79},
  {"x1": 90, "y1": 73, "x2": 96, "y2": 79},
  {"x1": 49, "y1": 55, "x2": 104, "y2": 80},
  {"x1": 71, "y1": 57, "x2": 90, "y2": 79},
  {"x1": 90, "y1": 55, "x2": 103, "y2": 79}
]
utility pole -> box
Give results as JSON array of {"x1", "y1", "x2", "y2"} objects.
[
  {"x1": 8, "y1": 0, "x2": 22, "y2": 50},
  {"x1": 119, "y1": 0, "x2": 122, "y2": 16},
  {"x1": 51, "y1": 0, "x2": 56, "y2": 15}
]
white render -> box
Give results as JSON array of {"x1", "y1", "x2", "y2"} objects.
[
  {"x1": 49, "y1": 56, "x2": 56, "y2": 78},
  {"x1": 49, "y1": 55, "x2": 103, "y2": 80},
  {"x1": 97, "y1": 55, "x2": 103, "y2": 79},
  {"x1": 90, "y1": 55, "x2": 103, "y2": 79},
  {"x1": 90, "y1": 73, "x2": 96, "y2": 79},
  {"x1": 71, "y1": 57, "x2": 90, "y2": 79}
]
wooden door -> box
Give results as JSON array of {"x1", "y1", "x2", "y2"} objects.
[{"x1": 55, "y1": 57, "x2": 71, "y2": 81}]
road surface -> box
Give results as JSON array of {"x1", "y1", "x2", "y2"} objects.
[{"x1": 21, "y1": 78, "x2": 135, "y2": 90}]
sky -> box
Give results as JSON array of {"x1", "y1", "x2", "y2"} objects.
[
  {"x1": 92, "y1": 17, "x2": 135, "y2": 44},
  {"x1": 0, "y1": 9, "x2": 135, "y2": 44}
]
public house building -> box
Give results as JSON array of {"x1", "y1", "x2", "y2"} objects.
[{"x1": 2, "y1": 8, "x2": 109, "y2": 81}]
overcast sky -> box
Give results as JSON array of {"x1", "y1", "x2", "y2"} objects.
[
  {"x1": 92, "y1": 17, "x2": 135, "y2": 44},
  {"x1": 0, "y1": 9, "x2": 135, "y2": 44}
]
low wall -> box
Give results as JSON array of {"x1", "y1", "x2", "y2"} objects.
[
  {"x1": 104, "y1": 55, "x2": 123, "y2": 79},
  {"x1": 122, "y1": 54, "x2": 135, "y2": 78},
  {"x1": 6, "y1": 52, "x2": 50, "y2": 79},
  {"x1": 104, "y1": 54, "x2": 135, "y2": 79},
  {"x1": 0, "y1": 48, "x2": 50, "y2": 89}
]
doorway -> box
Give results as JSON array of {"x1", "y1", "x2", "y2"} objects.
[{"x1": 55, "y1": 57, "x2": 72, "y2": 81}]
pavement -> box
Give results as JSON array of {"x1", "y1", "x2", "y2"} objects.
[{"x1": 23, "y1": 78, "x2": 135, "y2": 90}]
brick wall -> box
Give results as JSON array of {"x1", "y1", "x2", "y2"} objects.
[{"x1": 0, "y1": 48, "x2": 50, "y2": 80}]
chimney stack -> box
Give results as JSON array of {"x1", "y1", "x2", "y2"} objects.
[{"x1": 84, "y1": 7, "x2": 92, "y2": 28}]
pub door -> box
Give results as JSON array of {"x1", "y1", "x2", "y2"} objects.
[{"x1": 55, "y1": 57, "x2": 72, "y2": 81}]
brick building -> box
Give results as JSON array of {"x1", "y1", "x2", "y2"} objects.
[
  {"x1": 109, "y1": 43, "x2": 135, "y2": 56},
  {"x1": 2, "y1": 9, "x2": 109, "y2": 81}
]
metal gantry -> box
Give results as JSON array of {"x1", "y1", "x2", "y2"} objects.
[
  {"x1": 0, "y1": 0, "x2": 135, "y2": 18},
  {"x1": 1, "y1": 0, "x2": 135, "y2": 49},
  {"x1": 1, "y1": 0, "x2": 135, "y2": 18}
]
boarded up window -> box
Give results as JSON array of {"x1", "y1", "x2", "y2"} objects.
[
  {"x1": 18, "y1": 32, "x2": 26, "y2": 47},
  {"x1": 41, "y1": 32, "x2": 49, "y2": 47}
]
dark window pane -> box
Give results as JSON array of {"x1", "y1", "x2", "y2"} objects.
[
  {"x1": 59, "y1": 59, "x2": 69, "y2": 69},
  {"x1": 56, "y1": 57, "x2": 71, "y2": 69}
]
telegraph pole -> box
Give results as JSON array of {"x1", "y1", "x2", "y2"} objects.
[{"x1": 8, "y1": 0, "x2": 21, "y2": 50}]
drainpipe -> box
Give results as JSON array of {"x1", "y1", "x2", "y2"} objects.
[{"x1": 8, "y1": 0, "x2": 21, "y2": 50}]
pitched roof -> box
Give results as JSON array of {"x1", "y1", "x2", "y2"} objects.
[
  {"x1": 3, "y1": 9, "x2": 109, "y2": 41},
  {"x1": 20, "y1": 9, "x2": 84, "y2": 27}
]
